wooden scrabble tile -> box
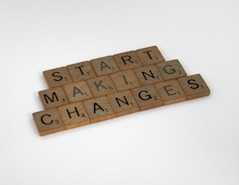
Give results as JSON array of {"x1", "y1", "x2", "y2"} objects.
[
  {"x1": 58, "y1": 102, "x2": 91, "y2": 129},
  {"x1": 177, "y1": 74, "x2": 210, "y2": 100},
  {"x1": 107, "y1": 90, "x2": 139, "y2": 117},
  {"x1": 63, "y1": 81, "x2": 93, "y2": 103},
  {"x1": 134, "y1": 65, "x2": 164, "y2": 85},
  {"x1": 110, "y1": 70, "x2": 140, "y2": 91},
  {"x1": 33, "y1": 45, "x2": 211, "y2": 136},
  {"x1": 67, "y1": 61, "x2": 96, "y2": 82},
  {"x1": 83, "y1": 96, "x2": 115, "y2": 123},
  {"x1": 43, "y1": 67, "x2": 72, "y2": 88},
  {"x1": 157, "y1": 59, "x2": 187, "y2": 81},
  {"x1": 32, "y1": 108, "x2": 66, "y2": 136},
  {"x1": 39, "y1": 87, "x2": 69, "y2": 109},
  {"x1": 87, "y1": 75, "x2": 116, "y2": 97},
  {"x1": 136, "y1": 46, "x2": 165, "y2": 65},
  {"x1": 154, "y1": 80, "x2": 186, "y2": 105},
  {"x1": 113, "y1": 51, "x2": 142, "y2": 70},
  {"x1": 90, "y1": 56, "x2": 120, "y2": 76},
  {"x1": 131, "y1": 85, "x2": 164, "y2": 110}
]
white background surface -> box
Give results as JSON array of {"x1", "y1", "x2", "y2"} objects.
[{"x1": 0, "y1": 0, "x2": 238, "y2": 185}]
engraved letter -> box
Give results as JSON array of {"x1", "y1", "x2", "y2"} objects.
[
  {"x1": 43, "y1": 92, "x2": 59, "y2": 104},
  {"x1": 187, "y1": 79, "x2": 199, "y2": 89},
  {"x1": 66, "y1": 107, "x2": 80, "y2": 119},
  {"x1": 73, "y1": 86, "x2": 84, "y2": 97},
  {"x1": 100, "y1": 61, "x2": 111, "y2": 71},
  {"x1": 94, "y1": 80, "x2": 108, "y2": 91},
  {"x1": 163, "y1": 65, "x2": 176, "y2": 74},
  {"x1": 138, "y1": 90, "x2": 152, "y2": 100},
  {"x1": 52, "y1": 72, "x2": 63, "y2": 81},
  {"x1": 163, "y1": 85, "x2": 176, "y2": 96},
  {"x1": 115, "y1": 96, "x2": 129, "y2": 107},
  {"x1": 93, "y1": 103, "x2": 105, "y2": 113},
  {"x1": 40, "y1": 114, "x2": 53, "y2": 125}
]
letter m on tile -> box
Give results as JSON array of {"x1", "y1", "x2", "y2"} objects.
[{"x1": 43, "y1": 92, "x2": 59, "y2": 104}]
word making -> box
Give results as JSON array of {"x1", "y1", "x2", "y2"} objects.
[{"x1": 32, "y1": 46, "x2": 210, "y2": 136}]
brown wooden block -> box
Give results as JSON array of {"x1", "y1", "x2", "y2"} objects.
[
  {"x1": 87, "y1": 75, "x2": 116, "y2": 97},
  {"x1": 136, "y1": 46, "x2": 165, "y2": 65},
  {"x1": 83, "y1": 96, "x2": 115, "y2": 123},
  {"x1": 63, "y1": 81, "x2": 93, "y2": 103},
  {"x1": 67, "y1": 61, "x2": 96, "y2": 82},
  {"x1": 131, "y1": 85, "x2": 164, "y2": 111},
  {"x1": 90, "y1": 56, "x2": 120, "y2": 76},
  {"x1": 43, "y1": 67, "x2": 72, "y2": 88},
  {"x1": 177, "y1": 74, "x2": 210, "y2": 100},
  {"x1": 32, "y1": 108, "x2": 66, "y2": 136},
  {"x1": 154, "y1": 80, "x2": 186, "y2": 105},
  {"x1": 39, "y1": 87, "x2": 69, "y2": 109},
  {"x1": 58, "y1": 102, "x2": 91, "y2": 129},
  {"x1": 134, "y1": 65, "x2": 164, "y2": 85},
  {"x1": 157, "y1": 59, "x2": 187, "y2": 81},
  {"x1": 107, "y1": 90, "x2": 139, "y2": 117},
  {"x1": 113, "y1": 51, "x2": 142, "y2": 70},
  {"x1": 110, "y1": 70, "x2": 140, "y2": 91}
]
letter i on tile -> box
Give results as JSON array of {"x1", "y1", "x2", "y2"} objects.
[{"x1": 110, "y1": 70, "x2": 140, "y2": 91}]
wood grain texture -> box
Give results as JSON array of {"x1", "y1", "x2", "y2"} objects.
[
  {"x1": 157, "y1": 59, "x2": 187, "y2": 81},
  {"x1": 39, "y1": 87, "x2": 69, "y2": 109},
  {"x1": 33, "y1": 45, "x2": 211, "y2": 136},
  {"x1": 136, "y1": 46, "x2": 165, "y2": 65},
  {"x1": 58, "y1": 102, "x2": 90, "y2": 129},
  {"x1": 43, "y1": 67, "x2": 72, "y2": 88},
  {"x1": 87, "y1": 75, "x2": 116, "y2": 97},
  {"x1": 83, "y1": 96, "x2": 115, "y2": 123},
  {"x1": 177, "y1": 74, "x2": 210, "y2": 100},
  {"x1": 107, "y1": 90, "x2": 139, "y2": 117},
  {"x1": 113, "y1": 51, "x2": 142, "y2": 70},
  {"x1": 63, "y1": 81, "x2": 93, "y2": 103},
  {"x1": 131, "y1": 85, "x2": 164, "y2": 110},
  {"x1": 154, "y1": 80, "x2": 187, "y2": 105},
  {"x1": 67, "y1": 61, "x2": 96, "y2": 82},
  {"x1": 90, "y1": 56, "x2": 120, "y2": 76},
  {"x1": 134, "y1": 65, "x2": 164, "y2": 85},
  {"x1": 110, "y1": 70, "x2": 140, "y2": 91},
  {"x1": 32, "y1": 108, "x2": 65, "y2": 136}
]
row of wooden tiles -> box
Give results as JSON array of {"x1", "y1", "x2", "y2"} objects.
[
  {"x1": 33, "y1": 74, "x2": 210, "y2": 136},
  {"x1": 43, "y1": 46, "x2": 165, "y2": 88},
  {"x1": 39, "y1": 60, "x2": 187, "y2": 109}
]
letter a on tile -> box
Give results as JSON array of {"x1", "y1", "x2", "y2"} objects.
[{"x1": 94, "y1": 103, "x2": 105, "y2": 113}]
